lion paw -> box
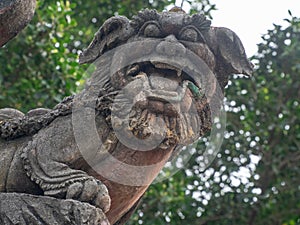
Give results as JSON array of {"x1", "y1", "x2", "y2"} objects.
[{"x1": 66, "y1": 179, "x2": 111, "y2": 213}]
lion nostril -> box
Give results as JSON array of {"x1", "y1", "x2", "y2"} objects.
[{"x1": 164, "y1": 34, "x2": 178, "y2": 42}]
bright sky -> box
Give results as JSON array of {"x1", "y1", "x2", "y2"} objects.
[
  {"x1": 169, "y1": 0, "x2": 299, "y2": 188},
  {"x1": 175, "y1": 0, "x2": 300, "y2": 57},
  {"x1": 209, "y1": 0, "x2": 300, "y2": 56}
]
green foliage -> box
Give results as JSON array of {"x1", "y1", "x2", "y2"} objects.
[
  {"x1": 129, "y1": 14, "x2": 300, "y2": 225},
  {"x1": 1, "y1": 1, "x2": 299, "y2": 225},
  {"x1": 1, "y1": 1, "x2": 82, "y2": 110},
  {"x1": 0, "y1": 0, "x2": 174, "y2": 111},
  {"x1": 0, "y1": 0, "x2": 217, "y2": 113}
]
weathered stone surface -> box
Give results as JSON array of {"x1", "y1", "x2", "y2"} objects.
[
  {"x1": 0, "y1": 0, "x2": 36, "y2": 47},
  {"x1": 0, "y1": 8, "x2": 252, "y2": 225},
  {"x1": 0, "y1": 193, "x2": 109, "y2": 225}
]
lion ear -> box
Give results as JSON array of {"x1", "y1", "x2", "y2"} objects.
[
  {"x1": 79, "y1": 16, "x2": 133, "y2": 64},
  {"x1": 206, "y1": 27, "x2": 253, "y2": 76}
]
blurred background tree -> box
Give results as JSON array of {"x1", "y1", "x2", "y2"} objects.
[
  {"x1": 0, "y1": 1, "x2": 299, "y2": 225},
  {"x1": 0, "y1": 0, "x2": 215, "y2": 111},
  {"x1": 130, "y1": 11, "x2": 300, "y2": 225}
]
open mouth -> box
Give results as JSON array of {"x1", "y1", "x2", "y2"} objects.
[
  {"x1": 123, "y1": 61, "x2": 205, "y2": 116},
  {"x1": 110, "y1": 61, "x2": 212, "y2": 149}
]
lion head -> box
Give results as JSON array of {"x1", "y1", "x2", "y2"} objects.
[
  {"x1": 78, "y1": 9, "x2": 253, "y2": 152},
  {"x1": 0, "y1": 9, "x2": 252, "y2": 152}
]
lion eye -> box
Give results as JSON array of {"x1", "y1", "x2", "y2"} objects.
[
  {"x1": 140, "y1": 22, "x2": 162, "y2": 38},
  {"x1": 179, "y1": 26, "x2": 202, "y2": 42}
]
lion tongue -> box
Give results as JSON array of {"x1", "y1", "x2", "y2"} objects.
[
  {"x1": 146, "y1": 86, "x2": 193, "y2": 116},
  {"x1": 148, "y1": 72, "x2": 180, "y2": 92},
  {"x1": 132, "y1": 71, "x2": 194, "y2": 116}
]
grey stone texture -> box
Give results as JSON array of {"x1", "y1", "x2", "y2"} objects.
[{"x1": 0, "y1": 8, "x2": 252, "y2": 225}]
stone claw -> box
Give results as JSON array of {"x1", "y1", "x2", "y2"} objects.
[{"x1": 66, "y1": 179, "x2": 111, "y2": 213}]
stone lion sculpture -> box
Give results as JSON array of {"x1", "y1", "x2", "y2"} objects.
[{"x1": 0, "y1": 8, "x2": 252, "y2": 225}]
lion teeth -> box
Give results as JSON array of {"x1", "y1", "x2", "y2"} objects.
[
  {"x1": 133, "y1": 71, "x2": 148, "y2": 80},
  {"x1": 151, "y1": 61, "x2": 183, "y2": 76},
  {"x1": 126, "y1": 64, "x2": 140, "y2": 76},
  {"x1": 176, "y1": 69, "x2": 182, "y2": 77}
]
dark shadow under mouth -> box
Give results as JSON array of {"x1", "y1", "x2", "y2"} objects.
[
  {"x1": 126, "y1": 61, "x2": 201, "y2": 87},
  {"x1": 122, "y1": 61, "x2": 204, "y2": 104}
]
